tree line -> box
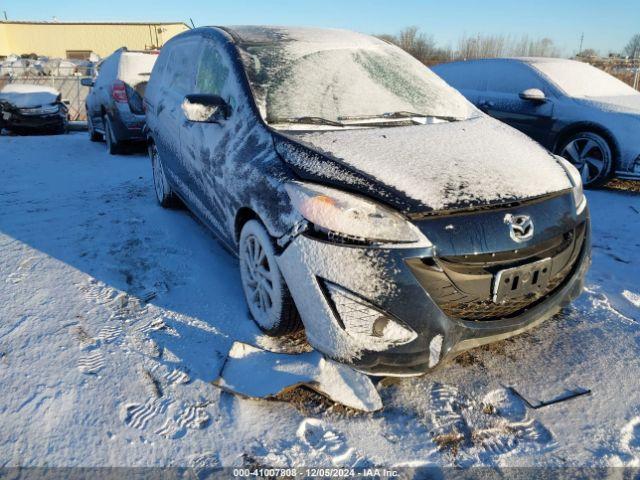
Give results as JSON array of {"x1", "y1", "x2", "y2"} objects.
[{"x1": 377, "y1": 27, "x2": 640, "y2": 66}]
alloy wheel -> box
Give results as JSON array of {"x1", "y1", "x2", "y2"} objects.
[
  {"x1": 238, "y1": 222, "x2": 288, "y2": 333},
  {"x1": 560, "y1": 133, "x2": 611, "y2": 186},
  {"x1": 241, "y1": 234, "x2": 276, "y2": 324}
]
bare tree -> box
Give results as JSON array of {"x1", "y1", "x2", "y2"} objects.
[
  {"x1": 624, "y1": 34, "x2": 640, "y2": 58},
  {"x1": 377, "y1": 28, "x2": 561, "y2": 65},
  {"x1": 376, "y1": 27, "x2": 452, "y2": 65},
  {"x1": 576, "y1": 48, "x2": 599, "y2": 58}
]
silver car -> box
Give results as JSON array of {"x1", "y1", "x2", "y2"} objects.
[{"x1": 433, "y1": 58, "x2": 640, "y2": 187}]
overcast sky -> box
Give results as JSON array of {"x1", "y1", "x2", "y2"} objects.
[{"x1": 1, "y1": 0, "x2": 638, "y2": 55}]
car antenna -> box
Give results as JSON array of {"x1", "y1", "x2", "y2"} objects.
[{"x1": 189, "y1": 18, "x2": 196, "y2": 29}]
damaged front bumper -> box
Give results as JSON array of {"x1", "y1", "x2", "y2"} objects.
[{"x1": 276, "y1": 191, "x2": 591, "y2": 377}]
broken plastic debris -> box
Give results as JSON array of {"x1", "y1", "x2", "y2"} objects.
[
  {"x1": 214, "y1": 342, "x2": 383, "y2": 412},
  {"x1": 510, "y1": 385, "x2": 591, "y2": 409}
]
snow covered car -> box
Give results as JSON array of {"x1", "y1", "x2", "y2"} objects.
[
  {"x1": 0, "y1": 84, "x2": 68, "y2": 134},
  {"x1": 83, "y1": 48, "x2": 157, "y2": 154},
  {"x1": 144, "y1": 26, "x2": 591, "y2": 376},
  {"x1": 432, "y1": 58, "x2": 640, "y2": 187}
]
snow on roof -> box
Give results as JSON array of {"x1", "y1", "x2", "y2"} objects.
[
  {"x1": 0, "y1": 84, "x2": 60, "y2": 108},
  {"x1": 527, "y1": 58, "x2": 639, "y2": 98},
  {"x1": 226, "y1": 25, "x2": 379, "y2": 46},
  {"x1": 118, "y1": 52, "x2": 157, "y2": 86}
]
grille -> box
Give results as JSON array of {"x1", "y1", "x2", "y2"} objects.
[
  {"x1": 438, "y1": 273, "x2": 567, "y2": 320},
  {"x1": 408, "y1": 223, "x2": 586, "y2": 321}
]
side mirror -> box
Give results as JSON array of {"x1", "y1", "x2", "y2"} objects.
[
  {"x1": 182, "y1": 94, "x2": 231, "y2": 123},
  {"x1": 519, "y1": 88, "x2": 546, "y2": 102},
  {"x1": 80, "y1": 78, "x2": 94, "y2": 87}
]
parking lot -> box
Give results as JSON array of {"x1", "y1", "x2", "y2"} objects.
[{"x1": 1, "y1": 132, "x2": 640, "y2": 468}]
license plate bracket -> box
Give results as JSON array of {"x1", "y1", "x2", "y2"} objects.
[{"x1": 493, "y1": 257, "x2": 553, "y2": 304}]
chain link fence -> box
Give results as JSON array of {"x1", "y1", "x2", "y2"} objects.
[{"x1": 0, "y1": 74, "x2": 90, "y2": 121}]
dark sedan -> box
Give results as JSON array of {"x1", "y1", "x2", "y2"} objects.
[
  {"x1": 0, "y1": 84, "x2": 68, "y2": 134},
  {"x1": 433, "y1": 58, "x2": 640, "y2": 187}
]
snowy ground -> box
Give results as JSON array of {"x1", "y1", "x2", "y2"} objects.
[{"x1": 1, "y1": 132, "x2": 640, "y2": 469}]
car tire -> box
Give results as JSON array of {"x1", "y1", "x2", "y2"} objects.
[
  {"x1": 149, "y1": 142, "x2": 177, "y2": 208},
  {"x1": 559, "y1": 131, "x2": 613, "y2": 188},
  {"x1": 87, "y1": 114, "x2": 102, "y2": 142},
  {"x1": 239, "y1": 219, "x2": 302, "y2": 337},
  {"x1": 103, "y1": 115, "x2": 121, "y2": 155}
]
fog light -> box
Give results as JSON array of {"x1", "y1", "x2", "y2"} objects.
[{"x1": 324, "y1": 282, "x2": 417, "y2": 347}]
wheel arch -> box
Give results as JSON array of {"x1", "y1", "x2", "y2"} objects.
[
  {"x1": 553, "y1": 121, "x2": 621, "y2": 167},
  {"x1": 234, "y1": 207, "x2": 260, "y2": 245}
]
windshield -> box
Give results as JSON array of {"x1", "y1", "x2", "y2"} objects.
[
  {"x1": 531, "y1": 60, "x2": 639, "y2": 98},
  {"x1": 234, "y1": 27, "x2": 476, "y2": 126}
]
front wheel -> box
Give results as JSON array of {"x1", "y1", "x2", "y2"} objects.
[
  {"x1": 239, "y1": 220, "x2": 302, "y2": 336},
  {"x1": 559, "y1": 132, "x2": 613, "y2": 188}
]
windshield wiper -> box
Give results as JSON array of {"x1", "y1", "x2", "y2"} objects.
[
  {"x1": 273, "y1": 116, "x2": 345, "y2": 127},
  {"x1": 338, "y1": 112, "x2": 461, "y2": 122}
]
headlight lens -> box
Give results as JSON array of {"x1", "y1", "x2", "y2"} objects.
[
  {"x1": 19, "y1": 104, "x2": 59, "y2": 115},
  {"x1": 558, "y1": 158, "x2": 586, "y2": 214},
  {"x1": 285, "y1": 181, "x2": 427, "y2": 244}
]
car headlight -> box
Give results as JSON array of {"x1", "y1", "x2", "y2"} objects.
[
  {"x1": 19, "y1": 104, "x2": 60, "y2": 115},
  {"x1": 285, "y1": 181, "x2": 429, "y2": 245},
  {"x1": 558, "y1": 158, "x2": 587, "y2": 214}
]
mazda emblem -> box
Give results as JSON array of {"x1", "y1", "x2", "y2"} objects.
[{"x1": 504, "y1": 214, "x2": 534, "y2": 243}]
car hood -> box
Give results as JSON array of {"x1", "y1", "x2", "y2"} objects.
[
  {"x1": 0, "y1": 85, "x2": 60, "y2": 109},
  {"x1": 275, "y1": 116, "x2": 571, "y2": 214},
  {"x1": 575, "y1": 94, "x2": 640, "y2": 115}
]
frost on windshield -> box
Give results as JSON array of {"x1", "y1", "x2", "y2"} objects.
[{"x1": 234, "y1": 26, "x2": 475, "y2": 124}]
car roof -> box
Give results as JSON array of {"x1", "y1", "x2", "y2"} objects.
[{"x1": 205, "y1": 25, "x2": 383, "y2": 47}]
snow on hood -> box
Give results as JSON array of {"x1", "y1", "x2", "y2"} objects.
[
  {"x1": 282, "y1": 116, "x2": 572, "y2": 213},
  {"x1": 0, "y1": 84, "x2": 60, "y2": 108},
  {"x1": 575, "y1": 94, "x2": 640, "y2": 116}
]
